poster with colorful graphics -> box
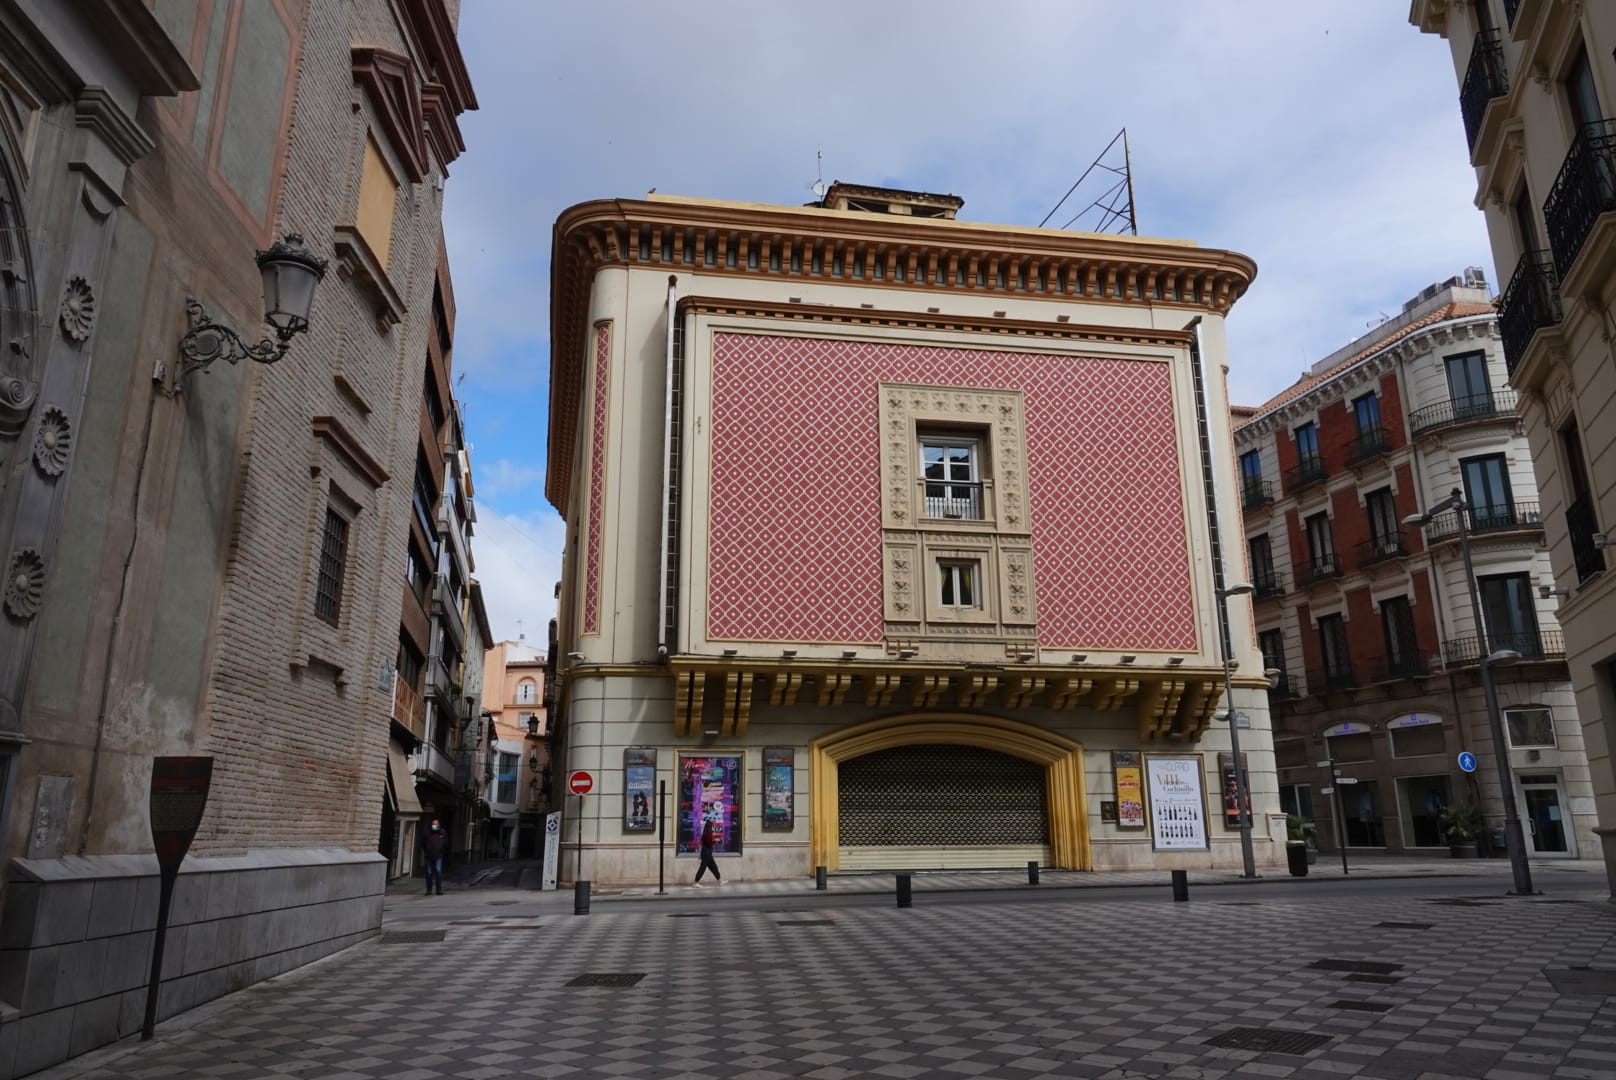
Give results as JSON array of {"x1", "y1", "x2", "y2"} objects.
[
  {"x1": 623, "y1": 747, "x2": 656, "y2": 832},
  {"x1": 763, "y1": 747, "x2": 793, "y2": 830},
  {"x1": 677, "y1": 754, "x2": 742, "y2": 855},
  {"x1": 1111, "y1": 751, "x2": 1146, "y2": 829},
  {"x1": 1145, "y1": 754, "x2": 1209, "y2": 851}
]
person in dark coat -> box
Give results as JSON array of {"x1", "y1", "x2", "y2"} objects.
[
  {"x1": 422, "y1": 819, "x2": 448, "y2": 896},
  {"x1": 692, "y1": 818, "x2": 722, "y2": 886}
]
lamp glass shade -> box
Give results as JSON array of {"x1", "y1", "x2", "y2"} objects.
[{"x1": 256, "y1": 234, "x2": 327, "y2": 335}]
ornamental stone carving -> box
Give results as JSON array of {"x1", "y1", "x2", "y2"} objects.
[
  {"x1": 0, "y1": 367, "x2": 36, "y2": 439},
  {"x1": 4, "y1": 547, "x2": 45, "y2": 619},
  {"x1": 32, "y1": 405, "x2": 71, "y2": 477},
  {"x1": 59, "y1": 276, "x2": 95, "y2": 341}
]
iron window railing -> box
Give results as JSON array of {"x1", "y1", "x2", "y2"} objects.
[
  {"x1": 1443, "y1": 630, "x2": 1566, "y2": 666},
  {"x1": 1545, "y1": 118, "x2": 1616, "y2": 280},
  {"x1": 1408, "y1": 390, "x2": 1517, "y2": 436},
  {"x1": 1368, "y1": 651, "x2": 1427, "y2": 682},
  {"x1": 1343, "y1": 424, "x2": 1391, "y2": 467},
  {"x1": 1294, "y1": 555, "x2": 1342, "y2": 587},
  {"x1": 1356, "y1": 532, "x2": 1408, "y2": 570},
  {"x1": 1284, "y1": 453, "x2": 1328, "y2": 494},
  {"x1": 1253, "y1": 568, "x2": 1286, "y2": 599},
  {"x1": 1460, "y1": 30, "x2": 1509, "y2": 154},
  {"x1": 1242, "y1": 478, "x2": 1274, "y2": 509},
  {"x1": 923, "y1": 481, "x2": 983, "y2": 520},
  {"x1": 1422, "y1": 501, "x2": 1543, "y2": 543},
  {"x1": 1307, "y1": 665, "x2": 1358, "y2": 694},
  {"x1": 1567, "y1": 494, "x2": 1607, "y2": 582},
  {"x1": 1498, "y1": 252, "x2": 1563, "y2": 377}
]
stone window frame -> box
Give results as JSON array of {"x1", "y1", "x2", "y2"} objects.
[{"x1": 878, "y1": 383, "x2": 1029, "y2": 534}]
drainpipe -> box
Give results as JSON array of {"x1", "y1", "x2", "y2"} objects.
[{"x1": 658, "y1": 276, "x2": 676, "y2": 662}]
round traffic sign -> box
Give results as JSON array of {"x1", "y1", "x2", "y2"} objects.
[
  {"x1": 1457, "y1": 751, "x2": 1477, "y2": 773},
  {"x1": 568, "y1": 770, "x2": 594, "y2": 795}
]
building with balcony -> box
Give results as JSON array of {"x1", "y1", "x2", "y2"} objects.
[
  {"x1": 1412, "y1": 0, "x2": 1616, "y2": 892},
  {"x1": 481, "y1": 638, "x2": 549, "y2": 857},
  {"x1": 1234, "y1": 272, "x2": 1593, "y2": 859},
  {"x1": 544, "y1": 182, "x2": 1274, "y2": 885}
]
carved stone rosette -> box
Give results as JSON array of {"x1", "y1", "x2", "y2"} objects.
[
  {"x1": 32, "y1": 405, "x2": 71, "y2": 477},
  {"x1": 59, "y1": 275, "x2": 96, "y2": 342},
  {"x1": 3, "y1": 547, "x2": 45, "y2": 620}
]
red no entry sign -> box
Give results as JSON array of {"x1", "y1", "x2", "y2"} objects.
[{"x1": 568, "y1": 770, "x2": 594, "y2": 796}]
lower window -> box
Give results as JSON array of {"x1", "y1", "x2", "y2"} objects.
[{"x1": 938, "y1": 559, "x2": 980, "y2": 609}]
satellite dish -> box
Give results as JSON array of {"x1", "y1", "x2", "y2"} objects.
[{"x1": 811, "y1": 180, "x2": 827, "y2": 199}]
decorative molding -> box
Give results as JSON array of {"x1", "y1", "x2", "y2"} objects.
[
  {"x1": 351, "y1": 48, "x2": 426, "y2": 183},
  {"x1": 58, "y1": 275, "x2": 94, "y2": 341},
  {"x1": 399, "y1": 0, "x2": 478, "y2": 113},
  {"x1": 311, "y1": 415, "x2": 389, "y2": 489},
  {"x1": 31, "y1": 405, "x2": 69, "y2": 477},
  {"x1": 0, "y1": 366, "x2": 36, "y2": 439},
  {"x1": 73, "y1": 86, "x2": 153, "y2": 167},
  {"x1": 3, "y1": 546, "x2": 44, "y2": 619},
  {"x1": 878, "y1": 382, "x2": 1030, "y2": 531},
  {"x1": 420, "y1": 83, "x2": 465, "y2": 172},
  {"x1": 332, "y1": 225, "x2": 405, "y2": 331}
]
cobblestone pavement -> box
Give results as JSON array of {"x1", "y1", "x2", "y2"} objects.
[{"x1": 37, "y1": 874, "x2": 1616, "y2": 1080}]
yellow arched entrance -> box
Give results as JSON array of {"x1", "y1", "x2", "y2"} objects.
[{"x1": 809, "y1": 713, "x2": 1090, "y2": 872}]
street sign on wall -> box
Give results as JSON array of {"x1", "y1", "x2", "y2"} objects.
[{"x1": 1458, "y1": 751, "x2": 1478, "y2": 773}]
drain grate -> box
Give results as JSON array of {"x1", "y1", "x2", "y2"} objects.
[
  {"x1": 1203, "y1": 1027, "x2": 1331, "y2": 1055},
  {"x1": 1374, "y1": 922, "x2": 1433, "y2": 930},
  {"x1": 668, "y1": 913, "x2": 711, "y2": 918},
  {"x1": 1345, "y1": 973, "x2": 1403, "y2": 985},
  {"x1": 1542, "y1": 967, "x2": 1616, "y2": 997},
  {"x1": 1310, "y1": 958, "x2": 1401, "y2": 976},
  {"x1": 1330, "y1": 999, "x2": 1391, "y2": 1013},
  {"x1": 485, "y1": 900, "x2": 520, "y2": 906},
  {"x1": 1422, "y1": 897, "x2": 1496, "y2": 907},
  {"x1": 1218, "y1": 901, "x2": 1261, "y2": 907},
  {"x1": 776, "y1": 919, "x2": 835, "y2": 926},
  {"x1": 567, "y1": 972, "x2": 647, "y2": 988},
  {"x1": 380, "y1": 930, "x2": 447, "y2": 943}
]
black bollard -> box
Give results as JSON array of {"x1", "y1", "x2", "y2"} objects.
[
  {"x1": 574, "y1": 879, "x2": 591, "y2": 915},
  {"x1": 1027, "y1": 860, "x2": 1040, "y2": 886},
  {"x1": 896, "y1": 872, "x2": 913, "y2": 908},
  {"x1": 1171, "y1": 869, "x2": 1188, "y2": 902},
  {"x1": 815, "y1": 865, "x2": 827, "y2": 891}
]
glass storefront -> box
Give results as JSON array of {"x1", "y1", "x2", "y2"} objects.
[{"x1": 1396, "y1": 774, "x2": 1451, "y2": 848}]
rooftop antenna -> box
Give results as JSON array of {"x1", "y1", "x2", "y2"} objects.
[
  {"x1": 516, "y1": 618, "x2": 524, "y2": 641},
  {"x1": 1039, "y1": 127, "x2": 1138, "y2": 236},
  {"x1": 811, "y1": 145, "x2": 826, "y2": 204}
]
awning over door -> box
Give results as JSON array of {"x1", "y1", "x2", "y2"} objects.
[{"x1": 388, "y1": 742, "x2": 424, "y2": 817}]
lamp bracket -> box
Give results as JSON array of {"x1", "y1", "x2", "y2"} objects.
[{"x1": 171, "y1": 297, "x2": 300, "y2": 392}]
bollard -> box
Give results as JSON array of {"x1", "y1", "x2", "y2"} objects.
[
  {"x1": 574, "y1": 879, "x2": 591, "y2": 915},
  {"x1": 815, "y1": 865, "x2": 827, "y2": 891},
  {"x1": 1171, "y1": 869, "x2": 1188, "y2": 902},
  {"x1": 1027, "y1": 860, "x2": 1040, "y2": 886},
  {"x1": 896, "y1": 872, "x2": 913, "y2": 909}
]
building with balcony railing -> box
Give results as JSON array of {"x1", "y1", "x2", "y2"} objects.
[
  {"x1": 1234, "y1": 269, "x2": 1591, "y2": 858},
  {"x1": 1413, "y1": 0, "x2": 1616, "y2": 893}
]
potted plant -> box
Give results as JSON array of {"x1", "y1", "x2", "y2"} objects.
[
  {"x1": 1285, "y1": 814, "x2": 1315, "y2": 877},
  {"x1": 1439, "y1": 803, "x2": 1484, "y2": 858}
]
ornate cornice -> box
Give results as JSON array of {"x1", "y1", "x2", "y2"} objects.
[
  {"x1": 351, "y1": 48, "x2": 426, "y2": 183},
  {"x1": 312, "y1": 415, "x2": 389, "y2": 489},
  {"x1": 400, "y1": 0, "x2": 478, "y2": 114},
  {"x1": 547, "y1": 197, "x2": 1255, "y2": 509},
  {"x1": 420, "y1": 82, "x2": 465, "y2": 172}
]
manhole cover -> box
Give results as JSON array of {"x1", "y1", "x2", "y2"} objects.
[
  {"x1": 1330, "y1": 999, "x2": 1391, "y2": 1013},
  {"x1": 1374, "y1": 922, "x2": 1433, "y2": 930},
  {"x1": 1345, "y1": 973, "x2": 1403, "y2": 984},
  {"x1": 566, "y1": 973, "x2": 647, "y2": 988},
  {"x1": 380, "y1": 930, "x2": 447, "y2": 943},
  {"x1": 1310, "y1": 958, "x2": 1401, "y2": 976},
  {"x1": 1543, "y1": 967, "x2": 1616, "y2": 997},
  {"x1": 776, "y1": 919, "x2": 834, "y2": 926},
  {"x1": 1203, "y1": 1027, "x2": 1331, "y2": 1055}
]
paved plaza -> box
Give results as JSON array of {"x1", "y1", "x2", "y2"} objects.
[{"x1": 32, "y1": 868, "x2": 1616, "y2": 1080}]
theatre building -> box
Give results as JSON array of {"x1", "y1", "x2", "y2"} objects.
[{"x1": 545, "y1": 184, "x2": 1271, "y2": 882}]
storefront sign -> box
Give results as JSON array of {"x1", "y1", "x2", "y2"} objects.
[
  {"x1": 763, "y1": 747, "x2": 794, "y2": 830},
  {"x1": 678, "y1": 754, "x2": 741, "y2": 855},
  {"x1": 1146, "y1": 754, "x2": 1209, "y2": 851},
  {"x1": 1387, "y1": 712, "x2": 1442, "y2": 729},
  {"x1": 1111, "y1": 751, "x2": 1146, "y2": 829},
  {"x1": 624, "y1": 748, "x2": 656, "y2": 832},
  {"x1": 1217, "y1": 752, "x2": 1251, "y2": 830}
]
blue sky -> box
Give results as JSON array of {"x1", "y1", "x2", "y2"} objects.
[{"x1": 442, "y1": 1, "x2": 1491, "y2": 643}]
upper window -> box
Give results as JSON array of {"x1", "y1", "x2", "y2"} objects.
[
  {"x1": 1461, "y1": 453, "x2": 1514, "y2": 524},
  {"x1": 1445, "y1": 351, "x2": 1493, "y2": 416},
  {"x1": 1566, "y1": 46, "x2": 1603, "y2": 134},
  {"x1": 920, "y1": 434, "x2": 982, "y2": 520},
  {"x1": 516, "y1": 680, "x2": 537, "y2": 705},
  {"x1": 1240, "y1": 450, "x2": 1263, "y2": 483},
  {"x1": 1353, "y1": 392, "x2": 1382, "y2": 436},
  {"x1": 355, "y1": 135, "x2": 399, "y2": 266},
  {"x1": 1505, "y1": 707, "x2": 1556, "y2": 748},
  {"x1": 314, "y1": 507, "x2": 350, "y2": 626},
  {"x1": 1305, "y1": 511, "x2": 1335, "y2": 567},
  {"x1": 938, "y1": 560, "x2": 980, "y2": 609},
  {"x1": 1365, "y1": 488, "x2": 1399, "y2": 548},
  {"x1": 1295, "y1": 422, "x2": 1320, "y2": 462}
]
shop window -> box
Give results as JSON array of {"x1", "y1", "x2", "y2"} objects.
[
  {"x1": 1396, "y1": 775, "x2": 1451, "y2": 848},
  {"x1": 1342, "y1": 779, "x2": 1385, "y2": 847},
  {"x1": 1279, "y1": 783, "x2": 1313, "y2": 821},
  {"x1": 1505, "y1": 707, "x2": 1556, "y2": 748}
]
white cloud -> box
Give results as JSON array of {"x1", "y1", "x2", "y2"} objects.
[
  {"x1": 474, "y1": 458, "x2": 546, "y2": 502},
  {"x1": 470, "y1": 505, "x2": 565, "y2": 645}
]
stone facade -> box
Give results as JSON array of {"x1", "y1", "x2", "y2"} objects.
[{"x1": 0, "y1": 2, "x2": 475, "y2": 1074}]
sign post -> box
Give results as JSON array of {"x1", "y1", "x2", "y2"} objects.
[
  {"x1": 1319, "y1": 743, "x2": 1349, "y2": 876},
  {"x1": 143, "y1": 756, "x2": 213, "y2": 1040},
  {"x1": 541, "y1": 811, "x2": 560, "y2": 890},
  {"x1": 657, "y1": 779, "x2": 667, "y2": 896},
  {"x1": 566, "y1": 771, "x2": 592, "y2": 886}
]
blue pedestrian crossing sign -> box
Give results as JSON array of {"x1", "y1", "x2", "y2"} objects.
[{"x1": 1458, "y1": 751, "x2": 1478, "y2": 773}]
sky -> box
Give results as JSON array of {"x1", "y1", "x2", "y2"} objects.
[{"x1": 441, "y1": 0, "x2": 1491, "y2": 645}]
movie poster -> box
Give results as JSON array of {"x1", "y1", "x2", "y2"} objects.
[
  {"x1": 1217, "y1": 752, "x2": 1251, "y2": 831},
  {"x1": 677, "y1": 754, "x2": 741, "y2": 855},
  {"x1": 1111, "y1": 751, "x2": 1146, "y2": 829},
  {"x1": 762, "y1": 747, "x2": 793, "y2": 830},
  {"x1": 1145, "y1": 754, "x2": 1209, "y2": 851},
  {"x1": 623, "y1": 747, "x2": 656, "y2": 832}
]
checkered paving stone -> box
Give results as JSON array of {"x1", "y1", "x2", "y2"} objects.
[{"x1": 42, "y1": 886, "x2": 1616, "y2": 1080}]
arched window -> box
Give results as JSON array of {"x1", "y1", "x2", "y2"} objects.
[{"x1": 516, "y1": 680, "x2": 536, "y2": 705}]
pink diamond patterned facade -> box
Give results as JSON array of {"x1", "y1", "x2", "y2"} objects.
[
  {"x1": 706, "y1": 333, "x2": 1195, "y2": 651},
  {"x1": 583, "y1": 322, "x2": 610, "y2": 636}
]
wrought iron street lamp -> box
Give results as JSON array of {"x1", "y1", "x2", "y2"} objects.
[
  {"x1": 1405, "y1": 487, "x2": 1535, "y2": 895},
  {"x1": 1216, "y1": 580, "x2": 1257, "y2": 879},
  {"x1": 174, "y1": 233, "x2": 327, "y2": 388}
]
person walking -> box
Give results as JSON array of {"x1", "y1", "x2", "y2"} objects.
[
  {"x1": 422, "y1": 819, "x2": 448, "y2": 896},
  {"x1": 692, "y1": 818, "x2": 722, "y2": 887}
]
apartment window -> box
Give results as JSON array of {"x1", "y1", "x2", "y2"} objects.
[
  {"x1": 1445, "y1": 351, "x2": 1493, "y2": 416},
  {"x1": 423, "y1": 363, "x2": 445, "y2": 432},
  {"x1": 1240, "y1": 449, "x2": 1263, "y2": 485},
  {"x1": 1258, "y1": 628, "x2": 1286, "y2": 690},
  {"x1": 1566, "y1": 46, "x2": 1603, "y2": 134},
  {"x1": 517, "y1": 680, "x2": 537, "y2": 705},
  {"x1": 1506, "y1": 707, "x2": 1556, "y2": 748},
  {"x1": 413, "y1": 455, "x2": 438, "y2": 538},
  {"x1": 1479, "y1": 572, "x2": 1539, "y2": 655},
  {"x1": 1380, "y1": 596, "x2": 1419, "y2": 674},
  {"x1": 496, "y1": 752, "x2": 518, "y2": 803},
  {"x1": 356, "y1": 135, "x2": 399, "y2": 266},
  {"x1": 397, "y1": 634, "x2": 424, "y2": 689},
  {"x1": 1471, "y1": 0, "x2": 1495, "y2": 33},
  {"x1": 405, "y1": 536, "x2": 431, "y2": 605},
  {"x1": 1305, "y1": 512, "x2": 1335, "y2": 571},
  {"x1": 939, "y1": 560, "x2": 980, "y2": 608},
  {"x1": 1365, "y1": 488, "x2": 1399, "y2": 551},
  {"x1": 920, "y1": 434, "x2": 982, "y2": 520},
  {"x1": 1249, "y1": 535, "x2": 1276, "y2": 590},
  {"x1": 314, "y1": 507, "x2": 350, "y2": 626},
  {"x1": 1318, "y1": 613, "x2": 1351, "y2": 680},
  {"x1": 1295, "y1": 421, "x2": 1320, "y2": 465},
  {"x1": 1353, "y1": 392, "x2": 1382, "y2": 435},
  {"x1": 1461, "y1": 453, "x2": 1513, "y2": 527}
]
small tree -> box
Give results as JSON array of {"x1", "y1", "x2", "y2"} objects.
[{"x1": 1439, "y1": 802, "x2": 1484, "y2": 842}]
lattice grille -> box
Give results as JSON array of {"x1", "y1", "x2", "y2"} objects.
[{"x1": 838, "y1": 744, "x2": 1047, "y2": 846}]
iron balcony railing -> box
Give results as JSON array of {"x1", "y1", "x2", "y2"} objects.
[
  {"x1": 1443, "y1": 630, "x2": 1566, "y2": 667},
  {"x1": 1294, "y1": 554, "x2": 1343, "y2": 587},
  {"x1": 1460, "y1": 30, "x2": 1509, "y2": 154},
  {"x1": 1356, "y1": 532, "x2": 1409, "y2": 570},
  {"x1": 1567, "y1": 494, "x2": 1607, "y2": 582},
  {"x1": 1284, "y1": 453, "x2": 1328, "y2": 495},
  {"x1": 923, "y1": 481, "x2": 983, "y2": 520},
  {"x1": 1367, "y1": 651, "x2": 1428, "y2": 683},
  {"x1": 1343, "y1": 424, "x2": 1391, "y2": 467},
  {"x1": 1252, "y1": 567, "x2": 1286, "y2": 599},
  {"x1": 1408, "y1": 390, "x2": 1518, "y2": 436},
  {"x1": 1422, "y1": 501, "x2": 1543, "y2": 543},
  {"x1": 1545, "y1": 118, "x2": 1616, "y2": 280},
  {"x1": 1307, "y1": 664, "x2": 1358, "y2": 694},
  {"x1": 1242, "y1": 478, "x2": 1274, "y2": 510},
  {"x1": 1498, "y1": 253, "x2": 1562, "y2": 377}
]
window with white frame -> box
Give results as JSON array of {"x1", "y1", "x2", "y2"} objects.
[
  {"x1": 920, "y1": 434, "x2": 982, "y2": 520},
  {"x1": 516, "y1": 679, "x2": 536, "y2": 705},
  {"x1": 1505, "y1": 707, "x2": 1556, "y2": 748},
  {"x1": 938, "y1": 559, "x2": 981, "y2": 609}
]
